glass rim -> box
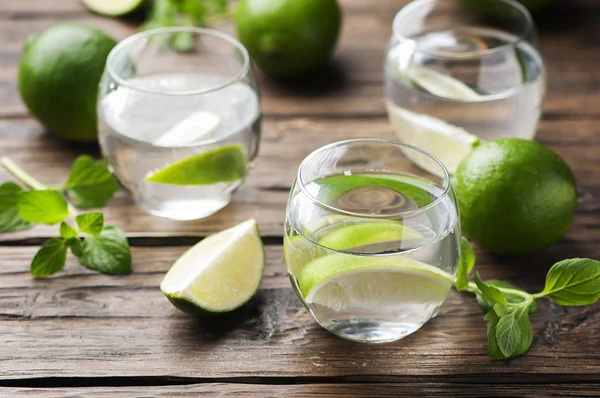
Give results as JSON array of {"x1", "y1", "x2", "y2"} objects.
[
  {"x1": 392, "y1": 0, "x2": 534, "y2": 59},
  {"x1": 296, "y1": 138, "x2": 452, "y2": 219},
  {"x1": 106, "y1": 27, "x2": 251, "y2": 96}
]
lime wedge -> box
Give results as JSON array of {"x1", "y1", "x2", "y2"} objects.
[
  {"x1": 387, "y1": 103, "x2": 480, "y2": 176},
  {"x1": 284, "y1": 235, "x2": 326, "y2": 275},
  {"x1": 299, "y1": 254, "x2": 453, "y2": 311},
  {"x1": 406, "y1": 66, "x2": 483, "y2": 101},
  {"x1": 319, "y1": 221, "x2": 423, "y2": 251},
  {"x1": 153, "y1": 111, "x2": 220, "y2": 147},
  {"x1": 144, "y1": 144, "x2": 247, "y2": 186},
  {"x1": 81, "y1": 0, "x2": 145, "y2": 16},
  {"x1": 161, "y1": 219, "x2": 264, "y2": 315}
]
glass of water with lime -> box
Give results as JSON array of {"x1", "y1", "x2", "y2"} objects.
[
  {"x1": 284, "y1": 139, "x2": 460, "y2": 343},
  {"x1": 385, "y1": 0, "x2": 545, "y2": 175},
  {"x1": 98, "y1": 27, "x2": 261, "y2": 220}
]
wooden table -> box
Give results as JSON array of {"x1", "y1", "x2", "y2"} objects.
[{"x1": 1, "y1": 0, "x2": 599, "y2": 396}]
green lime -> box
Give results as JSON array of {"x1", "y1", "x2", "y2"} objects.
[
  {"x1": 161, "y1": 219, "x2": 265, "y2": 315},
  {"x1": 284, "y1": 235, "x2": 326, "y2": 275},
  {"x1": 18, "y1": 23, "x2": 116, "y2": 142},
  {"x1": 235, "y1": 0, "x2": 341, "y2": 77},
  {"x1": 144, "y1": 144, "x2": 247, "y2": 186},
  {"x1": 298, "y1": 254, "x2": 453, "y2": 310},
  {"x1": 81, "y1": 0, "x2": 145, "y2": 16},
  {"x1": 318, "y1": 221, "x2": 423, "y2": 251},
  {"x1": 454, "y1": 138, "x2": 577, "y2": 255}
]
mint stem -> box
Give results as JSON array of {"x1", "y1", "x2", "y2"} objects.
[
  {"x1": 467, "y1": 281, "x2": 534, "y2": 304},
  {"x1": 1, "y1": 157, "x2": 79, "y2": 217}
]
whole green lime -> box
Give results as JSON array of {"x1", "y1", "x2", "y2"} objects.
[
  {"x1": 18, "y1": 23, "x2": 116, "y2": 142},
  {"x1": 454, "y1": 138, "x2": 577, "y2": 256},
  {"x1": 235, "y1": 0, "x2": 341, "y2": 77}
]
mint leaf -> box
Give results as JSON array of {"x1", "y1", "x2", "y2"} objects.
[
  {"x1": 495, "y1": 307, "x2": 532, "y2": 358},
  {"x1": 484, "y1": 309, "x2": 507, "y2": 359},
  {"x1": 66, "y1": 237, "x2": 83, "y2": 257},
  {"x1": 19, "y1": 190, "x2": 68, "y2": 225},
  {"x1": 0, "y1": 182, "x2": 31, "y2": 232},
  {"x1": 80, "y1": 226, "x2": 131, "y2": 274},
  {"x1": 60, "y1": 222, "x2": 78, "y2": 240},
  {"x1": 540, "y1": 258, "x2": 600, "y2": 306},
  {"x1": 76, "y1": 212, "x2": 104, "y2": 236},
  {"x1": 474, "y1": 272, "x2": 508, "y2": 305},
  {"x1": 63, "y1": 155, "x2": 119, "y2": 208},
  {"x1": 475, "y1": 280, "x2": 538, "y2": 314},
  {"x1": 31, "y1": 238, "x2": 68, "y2": 277},
  {"x1": 456, "y1": 237, "x2": 475, "y2": 291}
]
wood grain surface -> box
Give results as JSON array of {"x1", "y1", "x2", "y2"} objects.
[{"x1": 1, "y1": 0, "x2": 599, "y2": 396}]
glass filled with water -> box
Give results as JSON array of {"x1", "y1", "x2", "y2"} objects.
[
  {"x1": 284, "y1": 139, "x2": 461, "y2": 343},
  {"x1": 385, "y1": 0, "x2": 545, "y2": 173},
  {"x1": 98, "y1": 27, "x2": 261, "y2": 220}
]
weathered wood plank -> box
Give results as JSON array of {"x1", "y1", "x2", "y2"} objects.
[
  {"x1": 1, "y1": 245, "x2": 599, "y2": 381},
  {"x1": 3, "y1": 383, "x2": 600, "y2": 397},
  {"x1": 0, "y1": 117, "x2": 598, "y2": 240}
]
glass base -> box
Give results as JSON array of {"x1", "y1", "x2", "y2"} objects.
[
  {"x1": 139, "y1": 197, "x2": 230, "y2": 220},
  {"x1": 325, "y1": 321, "x2": 424, "y2": 344}
]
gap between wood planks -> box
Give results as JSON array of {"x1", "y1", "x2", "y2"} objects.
[{"x1": 2, "y1": 373, "x2": 600, "y2": 388}]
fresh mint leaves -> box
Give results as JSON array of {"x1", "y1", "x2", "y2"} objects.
[
  {"x1": 458, "y1": 239, "x2": 600, "y2": 360},
  {"x1": 0, "y1": 156, "x2": 130, "y2": 277}
]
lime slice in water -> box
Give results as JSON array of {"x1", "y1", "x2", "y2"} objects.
[
  {"x1": 299, "y1": 254, "x2": 453, "y2": 311},
  {"x1": 406, "y1": 66, "x2": 483, "y2": 101},
  {"x1": 284, "y1": 235, "x2": 326, "y2": 275},
  {"x1": 387, "y1": 103, "x2": 480, "y2": 176},
  {"x1": 81, "y1": 0, "x2": 145, "y2": 16},
  {"x1": 161, "y1": 219, "x2": 264, "y2": 315},
  {"x1": 153, "y1": 111, "x2": 220, "y2": 147},
  {"x1": 144, "y1": 144, "x2": 247, "y2": 186},
  {"x1": 318, "y1": 221, "x2": 423, "y2": 251}
]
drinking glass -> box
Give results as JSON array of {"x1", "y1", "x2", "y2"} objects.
[
  {"x1": 384, "y1": 0, "x2": 545, "y2": 173},
  {"x1": 284, "y1": 139, "x2": 461, "y2": 343},
  {"x1": 98, "y1": 27, "x2": 261, "y2": 220}
]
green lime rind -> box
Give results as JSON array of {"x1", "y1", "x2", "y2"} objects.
[
  {"x1": 298, "y1": 253, "x2": 453, "y2": 298},
  {"x1": 313, "y1": 174, "x2": 434, "y2": 209},
  {"x1": 163, "y1": 293, "x2": 257, "y2": 317},
  {"x1": 81, "y1": 0, "x2": 146, "y2": 17},
  {"x1": 318, "y1": 221, "x2": 423, "y2": 251},
  {"x1": 284, "y1": 235, "x2": 326, "y2": 276},
  {"x1": 145, "y1": 144, "x2": 247, "y2": 186}
]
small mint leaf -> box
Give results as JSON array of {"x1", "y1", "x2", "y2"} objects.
[
  {"x1": 541, "y1": 258, "x2": 600, "y2": 306},
  {"x1": 66, "y1": 237, "x2": 83, "y2": 257},
  {"x1": 60, "y1": 222, "x2": 78, "y2": 240},
  {"x1": 31, "y1": 238, "x2": 68, "y2": 277},
  {"x1": 63, "y1": 156, "x2": 119, "y2": 208},
  {"x1": 79, "y1": 226, "x2": 131, "y2": 274},
  {"x1": 474, "y1": 273, "x2": 508, "y2": 305},
  {"x1": 484, "y1": 309, "x2": 507, "y2": 360},
  {"x1": 19, "y1": 190, "x2": 68, "y2": 225},
  {"x1": 456, "y1": 237, "x2": 475, "y2": 291},
  {"x1": 0, "y1": 182, "x2": 31, "y2": 232},
  {"x1": 75, "y1": 212, "x2": 104, "y2": 236},
  {"x1": 476, "y1": 280, "x2": 538, "y2": 314}
]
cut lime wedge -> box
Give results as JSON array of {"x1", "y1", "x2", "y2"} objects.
[
  {"x1": 299, "y1": 254, "x2": 453, "y2": 311},
  {"x1": 284, "y1": 235, "x2": 326, "y2": 275},
  {"x1": 153, "y1": 111, "x2": 220, "y2": 147},
  {"x1": 406, "y1": 66, "x2": 483, "y2": 101},
  {"x1": 318, "y1": 221, "x2": 423, "y2": 251},
  {"x1": 387, "y1": 103, "x2": 480, "y2": 176},
  {"x1": 161, "y1": 219, "x2": 264, "y2": 315},
  {"x1": 144, "y1": 144, "x2": 247, "y2": 186},
  {"x1": 81, "y1": 0, "x2": 145, "y2": 16}
]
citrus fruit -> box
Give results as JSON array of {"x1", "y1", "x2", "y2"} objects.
[
  {"x1": 152, "y1": 111, "x2": 221, "y2": 147},
  {"x1": 298, "y1": 254, "x2": 453, "y2": 311},
  {"x1": 406, "y1": 67, "x2": 483, "y2": 101},
  {"x1": 454, "y1": 138, "x2": 577, "y2": 255},
  {"x1": 144, "y1": 144, "x2": 247, "y2": 186},
  {"x1": 284, "y1": 235, "x2": 325, "y2": 275},
  {"x1": 318, "y1": 221, "x2": 423, "y2": 251},
  {"x1": 235, "y1": 0, "x2": 341, "y2": 77},
  {"x1": 18, "y1": 23, "x2": 116, "y2": 142},
  {"x1": 81, "y1": 0, "x2": 145, "y2": 16},
  {"x1": 161, "y1": 219, "x2": 264, "y2": 315},
  {"x1": 386, "y1": 103, "x2": 480, "y2": 176}
]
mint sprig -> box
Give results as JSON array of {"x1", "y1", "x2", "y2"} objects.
[
  {"x1": 0, "y1": 156, "x2": 131, "y2": 277},
  {"x1": 458, "y1": 237, "x2": 600, "y2": 359}
]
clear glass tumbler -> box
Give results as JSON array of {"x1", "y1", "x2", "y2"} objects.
[
  {"x1": 98, "y1": 27, "x2": 261, "y2": 220},
  {"x1": 284, "y1": 139, "x2": 461, "y2": 343},
  {"x1": 384, "y1": 0, "x2": 545, "y2": 173}
]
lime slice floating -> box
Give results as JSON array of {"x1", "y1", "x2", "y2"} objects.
[
  {"x1": 161, "y1": 219, "x2": 264, "y2": 315},
  {"x1": 406, "y1": 66, "x2": 483, "y2": 101},
  {"x1": 299, "y1": 254, "x2": 453, "y2": 311},
  {"x1": 318, "y1": 221, "x2": 423, "y2": 251},
  {"x1": 153, "y1": 111, "x2": 220, "y2": 147},
  {"x1": 144, "y1": 144, "x2": 247, "y2": 186},
  {"x1": 387, "y1": 103, "x2": 480, "y2": 176},
  {"x1": 284, "y1": 235, "x2": 326, "y2": 275},
  {"x1": 81, "y1": 0, "x2": 145, "y2": 16}
]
